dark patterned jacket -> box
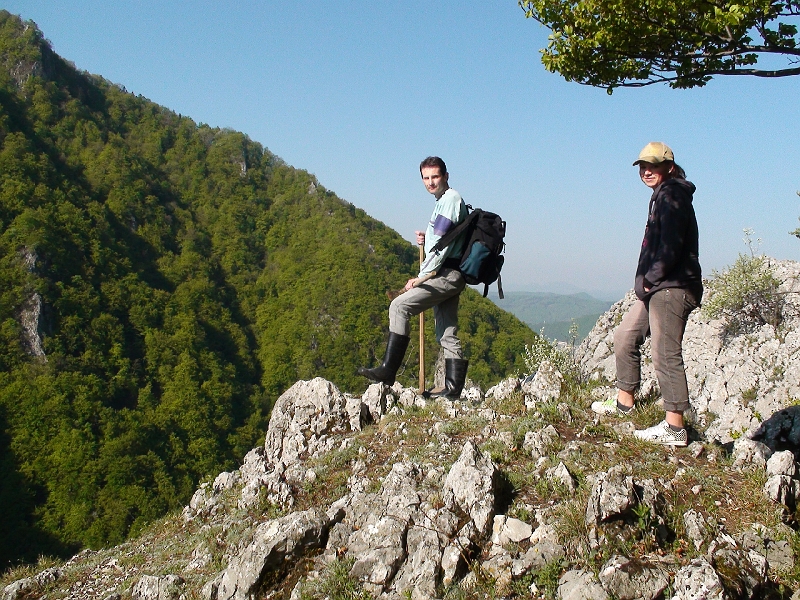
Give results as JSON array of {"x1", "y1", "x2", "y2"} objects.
[{"x1": 634, "y1": 178, "x2": 703, "y2": 302}]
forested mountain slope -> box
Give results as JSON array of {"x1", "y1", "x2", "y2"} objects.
[
  {"x1": 0, "y1": 12, "x2": 537, "y2": 566},
  {"x1": 488, "y1": 291, "x2": 613, "y2": 341}
]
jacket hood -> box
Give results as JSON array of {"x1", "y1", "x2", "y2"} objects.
[{"x1": 660, "y1": 177, "x2": 696, "y2": 200}]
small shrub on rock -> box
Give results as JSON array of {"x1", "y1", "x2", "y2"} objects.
[
  {"x1": 702, "y1": 252, "x2": 783, "y2": 335},
  {"x1": 523, "y1": 334, "x2": 580, "y2": 386}
]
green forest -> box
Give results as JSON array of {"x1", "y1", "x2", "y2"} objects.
[{"x1": 0, "y1": 12, "x2": 537, "y2": 566}]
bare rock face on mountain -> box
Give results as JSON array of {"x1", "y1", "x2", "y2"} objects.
[
  {"x1": 576, "y1": 259, "x2": 800, "y2": 443},
  {"x1": 17, "y1": 247, "x2": 46, "y2": 361}
]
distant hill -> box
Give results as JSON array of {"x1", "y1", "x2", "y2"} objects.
[
  {"x1": 0, "y1": 11, "x2": 538, "y2": 565},
  {"x1": 488, "y1": 291, "x2": 614, "y2": 341}
]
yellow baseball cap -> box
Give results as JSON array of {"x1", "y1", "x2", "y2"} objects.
[{"x1": 633, "y1": 142, "x2": 674, "y2": 165}]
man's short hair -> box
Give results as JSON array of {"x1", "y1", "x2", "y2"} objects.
[{"x1": 419, "y1": 156, "x2": 447, "y2": 175}]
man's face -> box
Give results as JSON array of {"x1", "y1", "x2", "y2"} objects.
[{"x1": 421, "y1": 166, "x2": 449, "y2": 198}]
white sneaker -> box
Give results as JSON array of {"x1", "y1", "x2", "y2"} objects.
[
  {"x1": 634, "y1": 420, "x2": 687, "y2": 447},
  {"x1": 591, "y1": 397, "x2": 634, "y2": 416}
]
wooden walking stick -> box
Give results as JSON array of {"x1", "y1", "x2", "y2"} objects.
[{"x1": 418, "y1": 243, "x2": 425, "y2": 393}]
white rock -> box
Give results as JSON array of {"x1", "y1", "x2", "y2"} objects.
[{"x1": 767, "y1": 450, "x2": 797, "y2": 478}]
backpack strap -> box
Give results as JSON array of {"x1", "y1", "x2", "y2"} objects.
[
  {"x1": 429, "y1": 208, "x2": 480, "y2": 254},
  {"x1": 483, "y1": 275, "x2": 504, "y2": 299}
]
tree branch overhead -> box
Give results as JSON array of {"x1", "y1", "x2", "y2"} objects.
[{"x1": 520, "y1": 0, "x2": 800, "y2": 89}]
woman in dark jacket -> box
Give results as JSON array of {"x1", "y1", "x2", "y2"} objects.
[{"x1": 592, "y1": 142, "x2": 702, "y2": 447}]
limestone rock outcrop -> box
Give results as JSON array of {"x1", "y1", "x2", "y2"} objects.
[
  {"x1": 5, "y1": 314, "x2": 800, "y2": 600},
  {"x1": 577, "y1": 259, "x2": 800, "y2": 443}
]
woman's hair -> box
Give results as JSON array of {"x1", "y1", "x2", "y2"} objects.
[{"x1": 669, "y1": 162, "x2": 686, "y2": 179}]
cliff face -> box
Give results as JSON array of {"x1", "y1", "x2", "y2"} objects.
[{"x1": 577, "y1": 259, "x2": 800, "y2": 443}]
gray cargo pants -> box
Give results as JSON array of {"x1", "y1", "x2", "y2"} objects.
[
  {"x1": 389, "y1": 268, "x2": 466, "y2": 359},
  {"x1": 614, "y1": 287, "x2": 698, "y2": 413}
]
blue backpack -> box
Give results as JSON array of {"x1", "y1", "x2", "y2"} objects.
[{"x1": 430, "y1": 206, "x2": 506, "y2": 298}]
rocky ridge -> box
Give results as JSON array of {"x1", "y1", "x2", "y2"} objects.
[
  {"x1": 3, "y1": 370, "x2": 800, "y2": 600},
  {"x1": 5, "y1": 259, "x2": 800, "y2": 600}
]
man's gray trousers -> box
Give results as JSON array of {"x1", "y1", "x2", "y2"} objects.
[{"x1": 389, "y1": 268, "x2": 465, "y2": 359}]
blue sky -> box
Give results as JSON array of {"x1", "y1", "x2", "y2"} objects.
[{"x1": 6, "y1": 1, "x2": 800, "y2": 299}]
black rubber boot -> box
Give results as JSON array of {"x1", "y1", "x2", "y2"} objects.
[
  {"x1": 426, "y1": 358, "x2": 468, "y2": 399},
  {"x1": 357, "y1": 333, "x2": 410, "y2": 385}
]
